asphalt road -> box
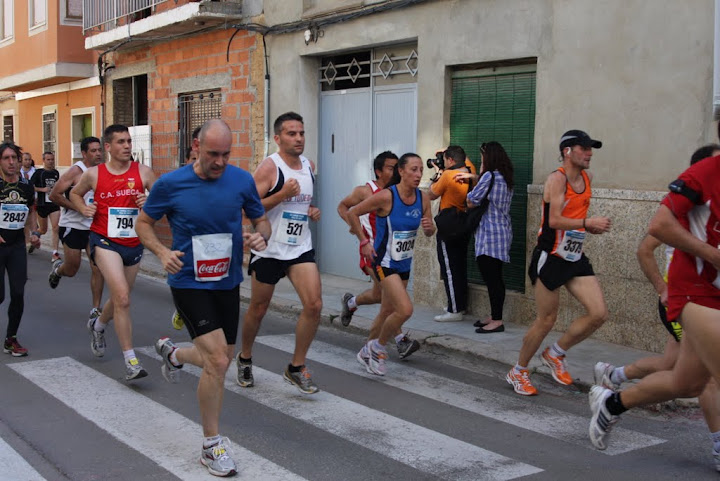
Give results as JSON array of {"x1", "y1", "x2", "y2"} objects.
[{"x1": 0, "y1": 252, "x2": 715, "y2": 480}]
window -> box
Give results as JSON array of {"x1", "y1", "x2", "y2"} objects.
[
  {"x1": 42, "y1": 110, "x2": 56, "y2": 154},
  {"x1": 65, "y1": 0, "x2": 81, "y2": 20},
  {"x1": 71, "y1": 107, "x2": 95, "y2": 161},
  {"x1": 2, "y1": 115, "x2": 13, "y2": 142},
  {"x1": 112, "y1": 74, "x2": 148, "y2": 127},
  {"x1": 178, "y1": 90, "x2": 222, "y2": 166},
  {"x1": 29, "y1": 0, "x2": 47, "y2": 29},
  {"x1": 0, "y1": 0, "x2": 13, "y2": 42}
]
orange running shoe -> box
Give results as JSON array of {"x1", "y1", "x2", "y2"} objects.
[
  {"x1": 506, "y1": 367, "x2": 538, "y2": 396},
  {"x1": 541, "y1": 347, "x2": 573, "y2": 385}
]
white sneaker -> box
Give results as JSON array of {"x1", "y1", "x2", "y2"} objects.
[
  {"x1": 588, "y1": 385, "x2": 619, "y2": 450},
  {"x1": 433, "y1": 311, "x2": 464, "y2": 322}
]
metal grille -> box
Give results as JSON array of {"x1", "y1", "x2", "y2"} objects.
[
  {"x1": 3, "y1": 115, "x2": 12, "y2": 142},
  {"x1": 83, "y1": 0, "x2": 168, "y2": 33},
  {"x1": 42, "y1": 112, "x2": 56, "y2": 154},
  {"x1": 178, "y1": 90, "x2": 222, "y2": 167},
  {"x1": 320, "y1": 49, "x2": 419, "y2": 88}
]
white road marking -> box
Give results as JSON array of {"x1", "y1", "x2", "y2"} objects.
[
  {"x1": 256, "y1": 335, "x2": 666, "y2": 456},
  {"x1": 139, "y1": 346, "x2": 542, "y2": 481},
  {"x1": 0, "y1": 436, "x2": 46, "y2": 481},
  {"x1": 9, "y1": 357, "x2": 307, "y2": 481}
]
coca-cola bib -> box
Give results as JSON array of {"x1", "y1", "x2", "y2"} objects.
[{"x1": 192, "y1": 233, "x2": 232, "y2": 282}]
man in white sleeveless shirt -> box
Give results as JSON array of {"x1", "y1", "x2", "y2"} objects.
[
  {"x1": 238, "y1": 112, "x2": 322, "y2": 394},
  {"x1": 48, "y1": 137, "x2": 106, "y2": 326}
]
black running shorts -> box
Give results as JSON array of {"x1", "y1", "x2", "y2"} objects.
[
  {"x1": 528, "y1": 246, "x2": 595, "y2": 291},
  {"x1": 170, "y1": 286, "x2": 240, "y2": 343},
  {"x1": 658, "y1": 298, "x2": 683, "y2": 342},
  {"x1": 248, "y1": 249, "x2": 316, "y2": 285},
  {"x1": 59, "y1": 227, "x2": 90, "y2": 250}
]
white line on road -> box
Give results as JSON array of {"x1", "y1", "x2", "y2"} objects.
[
  {"x1": 138, "y1": 346, "x2": 543, "y2": 481},
  {"x1": 9, "y1": 357, "x2": 307, "y2": 481},
  {"x1": 0, "y1": 436, "x2": 47, "y2": 481},
  {"x1": 256, "y1": 335, "x2": 666, "y2": 456}
]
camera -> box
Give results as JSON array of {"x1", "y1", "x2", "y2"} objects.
[{"x1": 426, "y1": 151, "x2": 445, "y2": 170}]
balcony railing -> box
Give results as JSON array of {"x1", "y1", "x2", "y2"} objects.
[{"x1": 83, "y1": 0, "x2": 170, "y2": 34}]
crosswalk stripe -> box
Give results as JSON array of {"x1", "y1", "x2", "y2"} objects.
[
  {"x1": 0, "y1": 437, "x2": 47, "y2": 481},
  {"x1": 9, "y1": 357, "x2": 307, "y2": 481},
  {"x1": 256, "y1": 335, "x2": 667, "y2": 456},
  {"x1": 139, "y1": 346, "x2": 543, "y2": 481}
]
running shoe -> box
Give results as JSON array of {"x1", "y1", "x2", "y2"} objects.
[
  {"x1": 3, "y1": 336, "x2": 28, "y2": 357},
  {"x1": 201, "y1": 437, "x2": 237, "y2": 477},
  {"x1": 88, "y1": 307, "x2": 102, "y2": 324},
  {"x1": 713, "y1": 449, "x2": 720, "y2": 473},
  {"x1": 367, "y1": 340, "x2": 388, "y2": 376},
  {"x1": 356, "y1": 347, "x2": 370, "y2": 372},
  {"x1": 125, "y1": 357, "x2": 148, "y2": 381},
  {"x1": 87, "y1": 317, "x2": 105, "y2": 357},
  {"x1": 283, "y1": 365, "x2": 319, "y2": 394},
  {"x1": 340, "y1": 292, "x2": 356, "y2": 327},
  {"x1": 540, "y1": 347, "x2": 573, "y2": 385},
  {"x1": 396, "y1": 335, "x2": 420, "y2": 359},
  {"x1": 155, "y1": 337, "x2": 183, "y2": 383},
  {"x1": 171, "y1": 310, "x2": 184, "y2": 330},
  {"x1": 236, "y1": 355, "x2": 254, "y2": 388},
  {"x1": 506, "y1": 367, "x2": 538, "y2": 396},
  {"x1": 593, "y1": 361, "x2": 621, "y2": 391},
  {"x1": 48, "y1": 259, "x2": 62, "y2": 289},
  {"x1": 51, "y1": 251, "x2": 61, "y2": 262},
  {"x1": 588, "y1": 385, "x2": 619, "y2": 450}
]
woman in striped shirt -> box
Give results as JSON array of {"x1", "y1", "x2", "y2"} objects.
[{"x1": 455, "y1": 141, "x2": 514, "y2": 333}]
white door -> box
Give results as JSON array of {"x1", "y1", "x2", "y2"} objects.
[
  {"x1": 317, "y1": 89, "x2": 372, "y2": 279},
  {"x1": 373, "y1": 85, "x2": 417, "y2": 158}
]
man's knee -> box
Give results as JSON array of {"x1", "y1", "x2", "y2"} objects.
[
  {"x1": 204, "y1": 350, "x2": 232, "y2": 376},
  {"x1": 111, "y1": 291, "x2": 131, "y2": 310},
  {"x1": 61, "y1": 258, "x2": 81, "y2": 277},
  {"x1": 586, "y1": 305, "x2": 608, "y2": 329},
  {"x1": 303, "y1": 296, "x2": 323, "y2": 318}
]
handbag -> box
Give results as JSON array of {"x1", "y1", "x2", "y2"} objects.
[
  {"x1": 465, "y1": 171, "x2": 495, "y2": 234},
  {"x1": 434, "y1": 206, "x2": 468, "y2": 240}
]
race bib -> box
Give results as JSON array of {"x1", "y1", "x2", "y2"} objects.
[
  {"x1": 276, "y1": 211, "x2": 309, "y2": 246},
  {"x1": 391, "y1": 230, "x2": 417, "y2": 262},
  {"x1": 192, "y1": 233, "x2": 232, "y2": 282},
  {"x1": 107, "y1": 207, "x2": 138, "y2": 238},
  {"x1": 0, "y1": 204, "x2": 29, "y2": 230},
  {"x1": 556, "y1": 229, "x2": 585, "y2": 262},
  {"x1": 44, "y1": 178, "x2": 56, "y2": 204}
]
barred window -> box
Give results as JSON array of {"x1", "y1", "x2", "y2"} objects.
[
  {"x1": 42, "y1": 111, "x2": 56, "y2": 154},
  {"x1": 3, "y1": 115, "x2": 12, "y2": 142},
  {"x1": 178, "y1": 90, "x2": 222, "y2": 167}
]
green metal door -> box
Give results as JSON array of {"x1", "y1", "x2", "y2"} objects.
[{"x1": 450, "y1": 66, "x2": 536, "y2": 292}]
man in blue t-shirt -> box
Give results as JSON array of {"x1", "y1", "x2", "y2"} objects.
[{"x1": 136, "y1": 119, "x2": 270, "y2": 477}]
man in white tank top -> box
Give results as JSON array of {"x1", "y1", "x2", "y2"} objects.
[
  {"x1": 47, "y1": 137, "x2": 106, "y2": 328},
  {"x1": 238, "y1": 112, "x2": 323, "y2": 394}
]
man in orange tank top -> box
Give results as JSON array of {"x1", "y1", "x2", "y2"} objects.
[
  {"x1": 506, "y1": 130, "x2": 612, "y2": 396},
  {"x1": 70, "y1": 124, "x2": 156, "y2": 381}
]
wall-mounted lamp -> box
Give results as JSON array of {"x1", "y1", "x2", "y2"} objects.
[{"x1": 304, "y1": 26, "x2": 323, "y2": 45}]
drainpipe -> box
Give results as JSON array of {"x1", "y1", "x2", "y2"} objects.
[{"x1": 263, "y1": 34, "x2": 270, "y2": 159}]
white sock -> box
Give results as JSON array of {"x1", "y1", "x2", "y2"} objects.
[
  {"x1": 711, "y1": 431, "x2": 720, "y2": 453},
  {"x1": 169, "y1": 349, "x2": 180, "y2": 367},
  {"x1": 610, "y1": 366, "x2": 628, "y2": 384},
  {"x1": 394, "y1": 333, "x2": 405, "y2": 344},
  {"x1": 348, "y1": 296, "x2": 358, "y2": 309},
  {"x1": 514, "y1": 364, "x2": 527, "y2": 372},
  {"x1": 371, "y1": 339, "x2": 386, "y2": 352},
  {"x1": 550, "y1": 343, "x2": 566, "y2": 358},
  {"x1": 122, "y1": 349, "x2": 137, "y2": 363},
  {"x1": 360, "y1": 344, "x2": 369, "y2": 357},
  {"x1": 94, "y1": 320, "x2": 106, "y2": 332},
  {"x1": 203, "y1": 435, "x2": 222, "y2": 448}
]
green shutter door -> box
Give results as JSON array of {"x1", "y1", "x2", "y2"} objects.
[{"x1": 450, "y1": 67, "x2": 536, "y2": 292}]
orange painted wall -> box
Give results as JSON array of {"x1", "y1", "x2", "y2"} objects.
[
  {"x1": 17, "y1": 86, "x2": 102, "y2": 168},
  {"x1": 0, "y1": 0, "x2": 94, "y2": 79}
]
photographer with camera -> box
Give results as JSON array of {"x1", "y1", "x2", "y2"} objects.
[{"x1": 428, "y1": 146, "x2": 476, "y2": 322}]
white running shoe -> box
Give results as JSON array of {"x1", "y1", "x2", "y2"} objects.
[
  {"x1": 201, "y1": 437, "x2": 237, "y2": 477},
  {"x1": 593, "y1": 361, "x2": 621, "y2": 390},
  {"x1": 588, "y1": 385, "x2": 620, "y2": 450},
  {"x1": 366, "y1": 340, "x2": 388, "y2": 376}
]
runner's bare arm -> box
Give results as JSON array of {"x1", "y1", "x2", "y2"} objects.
[
  {"x1": 636, "y1": 234, "x2": 667, "y2": 303},
  {"x1": 649, "y1": 204, "x2": 720, "y2": 270},
  {"x1": 347, "y1": 189, "x2": 391, "y2": 240},
  {"x1": 136, "y1": 211, "x2": 185, "y2": 275},
  {"x1": 244, "y1": 214, "x2": 271, "y2": 252},
  {"x1": 69, "y1": 168, "x2": 98, "y2": 218},
  {"x1": 337, "y1": 185, "x2": 370, "y2": 226},
  {"x1": 545, "y1": 172, "x2": 611, "y2": 233},
  {"x1": 49, "y1": 165, "x2": 82, "y2": 211},
  {"x1": 253, "y1": 158, "x2": 300, "y2": 211},
  {"x1": 420, "y1": 191, "x2": 435, "y2": 237},
  {"x1": 135, "y1": 165, "x2": 157, "y2": 209}
]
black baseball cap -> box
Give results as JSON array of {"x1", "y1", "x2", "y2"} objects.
[{"x1": 559, "y1": 130, "x2": 602, "y2": 150}]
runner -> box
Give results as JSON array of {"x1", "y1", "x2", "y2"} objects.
[
  {"x1": 171, "y1": 126, "x2": 200, "y2": 331},
  {"x1": 507, "y1": 130, "x2": 611, "y2": 396},
  {"x1": 0, "y1": 142, "x2": 40, "y2": 356},
  {"x1": 20, "y1": 152, "x2": 37, "y2": 253},
  {"x1": 70, "y1": 124, "x2": 156, "y2": 381},
  {"x1": 239, "y1": 112, "x2": 322, "y2": 394},
  {"x1": 30, "y1": 152, "x2": 61, "y2": 261},
  {"x1": 346, "y1": 153, "x2": 435, "y2": 376},
  {"x1": 337, "y1": 151, "x2": 421, "y2": 358},
  {"x1": 47, "y1": 136, "x2": 106, "y2": 325},
  {"x1": 137, "y1": 119, "x2": 270, "y2": 478},
  {"x1": 589, "y1": 144, "x2": 720, "y2": 464}
]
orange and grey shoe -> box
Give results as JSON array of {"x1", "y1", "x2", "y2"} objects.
[
  {"x1": 506, "y1": 367, "x2": 538, "y2": 396},
  {"x1": 541, "y1": 347, "x2": 573, "y2": 385}
]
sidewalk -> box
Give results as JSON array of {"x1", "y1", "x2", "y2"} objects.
[{"x1": 239, "y1": 271, "x2": 660, "y2": 390}]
